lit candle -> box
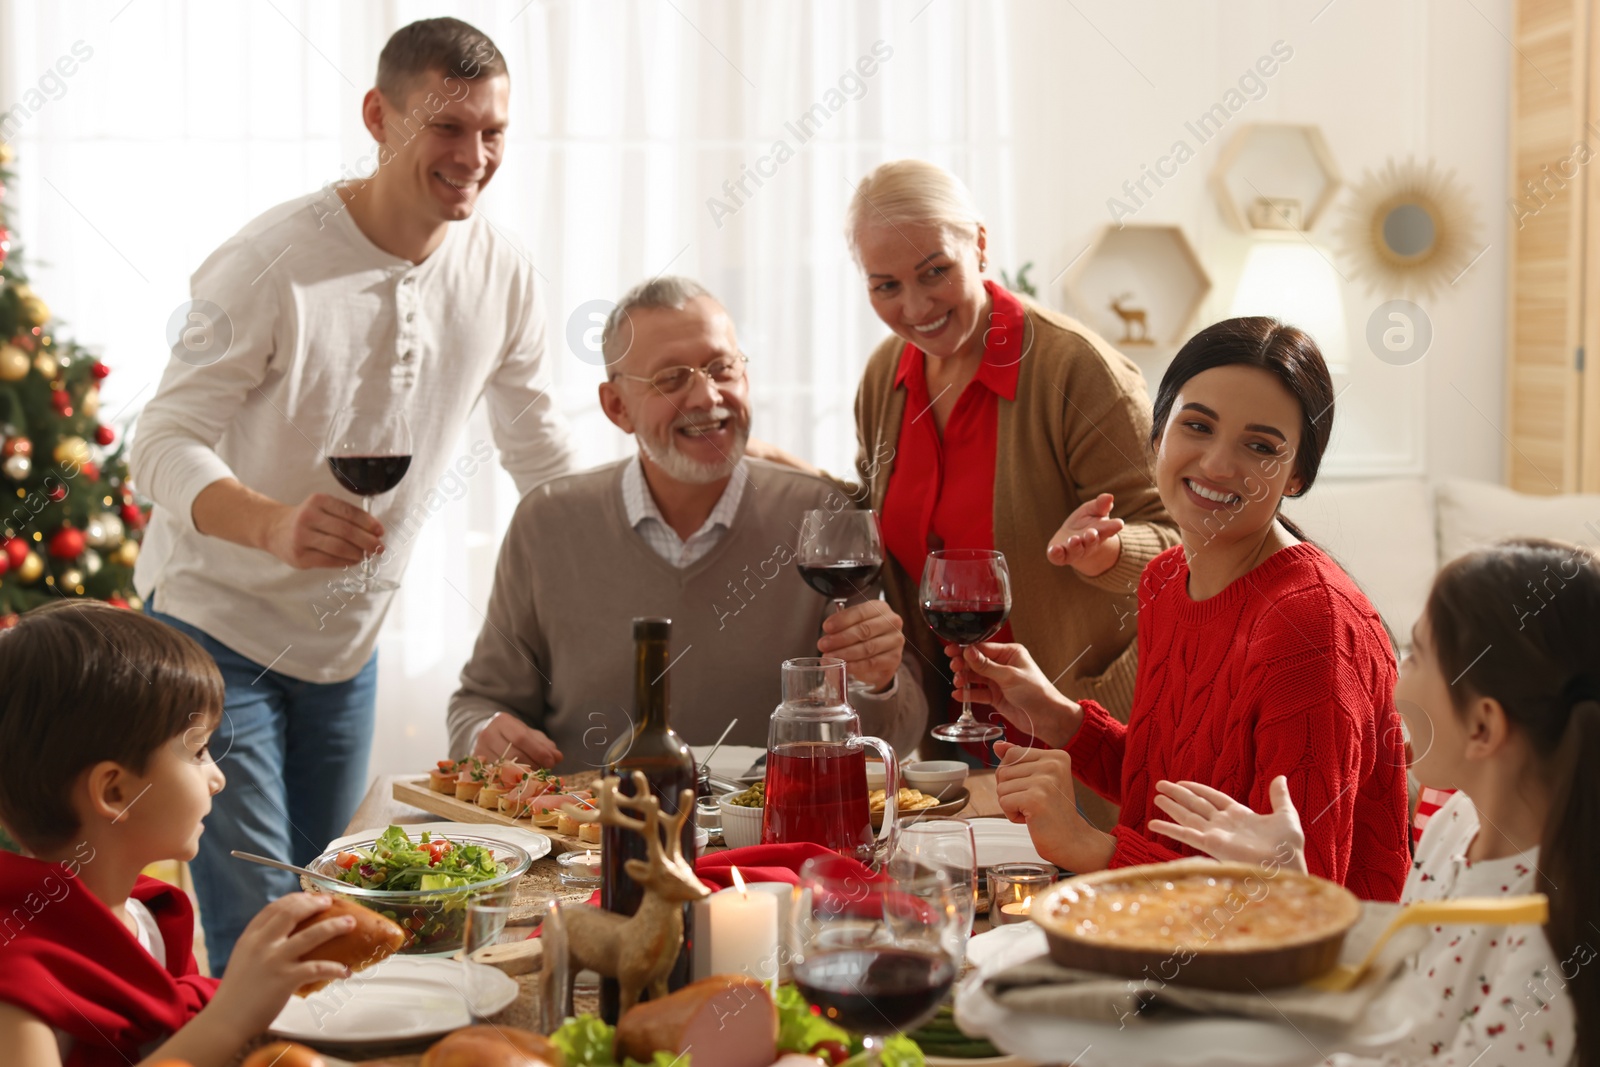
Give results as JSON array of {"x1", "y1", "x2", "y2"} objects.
[
  {"x1": 708, "y1": 866, "x2": 779, "y2": 987},
  {"x1": 999, "y1": 899, "x2": 1033, "y2": 919}
]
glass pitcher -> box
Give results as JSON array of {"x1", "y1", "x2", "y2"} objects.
[{"x1": 761, "y1": 657, "x2": 898, "y2": 867}]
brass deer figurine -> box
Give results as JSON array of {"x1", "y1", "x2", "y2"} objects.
[
  {"x1": 559, "y1": 773, "x2": 708, "y2": 1016},
  {"x1": 1108, "y1": 292, "x2": 1152, "y2": 345}
]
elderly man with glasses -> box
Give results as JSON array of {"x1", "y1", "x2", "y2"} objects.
[{"x1": 447, "y1": 276, "x2": 926, "y2": 768}]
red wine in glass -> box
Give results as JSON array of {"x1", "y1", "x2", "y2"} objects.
[
  {"x1": 919, "y1": 549, "x2": 1012, "y2": 743},
  {"x1": 325, "y1": 407, "x2": 412, "y2": 594},
  {"x1": 795, "y1": 510, "x2": 883, "y2": 618},
  {"x1": 922, "y1": 602, "x2": 1009, "y2": 646},
  {"x1": 793, "y1": 946, "x2": 955, "y2": 1033},
  {"x1": 760, "y1": 741, "x2": 873, "y2": 857},
  {"x1": 327, "y1": 455, "x2": 412, "y2": 496},
  {"x1": 796, "y1": 560, "x2": 883, "y2": 600},
  {"x1": 789, "y1": 854, "x2": 961, "y2": 1057}
]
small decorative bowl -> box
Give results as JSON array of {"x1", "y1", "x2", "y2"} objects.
[
  {"x1": 718, "y1": 797, "x2": 765, "y2": 849},
  {"x1": 904, "y1": 760, "x2": 970, "y2": 800}
]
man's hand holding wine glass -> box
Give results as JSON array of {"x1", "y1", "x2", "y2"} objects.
[
  {"x1": 262, "y1": 493, "x2": 385, "y2": 570},
  {"x1": 815, "y1": 599, "x2": 905, "y2": 692}
]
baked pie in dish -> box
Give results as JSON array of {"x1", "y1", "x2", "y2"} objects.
[{"x1": 1031, "y1": 858, "x2": 1362, "y2": 990}]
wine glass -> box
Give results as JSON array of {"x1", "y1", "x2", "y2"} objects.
[
  {"x1": 325, "y1": 404, "x2": 412, "y2": 593},
  {"x1": 789, "y1": 853, "x2": 960, "y2": 1057},
  {"x1": 892, "y1": 820, "x2": 978, "y2": 953},
  {"x1": 796, "y1": 509, "x2": 884, "y2": 617},
  {"x1": 919, "y1": 549, "x2": 1012, "y2": 743}
]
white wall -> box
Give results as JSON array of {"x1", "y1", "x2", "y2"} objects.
[{"x1": 1004, "y1": 0, "x2": 1509, "y2": 484}]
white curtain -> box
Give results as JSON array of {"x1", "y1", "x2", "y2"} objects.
[{"x1": 0, "y1": 0, "x2": 1012, "y2": 780}]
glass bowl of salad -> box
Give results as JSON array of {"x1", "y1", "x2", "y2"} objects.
[{"x1": 300, "y1": 825, "x2": 533, "y2": 955}]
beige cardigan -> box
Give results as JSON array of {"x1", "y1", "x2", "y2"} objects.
[{"x1": 853, "y1": 297, "x2": 1178, "y2": 732}]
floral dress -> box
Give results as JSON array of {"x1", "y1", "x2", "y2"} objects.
[{"x1": 1330, "y1": 791, "x2": 1577, "y2": 1066}]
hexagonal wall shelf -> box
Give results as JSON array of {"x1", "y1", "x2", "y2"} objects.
[
  {"x1": 1063, "y1": 223, "x2": 1212, "y2": 350},
  {"x1": 1210, "y1": 123, "x2": 1341, "y2": 232}
]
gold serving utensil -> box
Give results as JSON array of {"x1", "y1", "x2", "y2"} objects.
[{"x1": 1307, "y1": 893, "x2": 1548, "y2": 993}]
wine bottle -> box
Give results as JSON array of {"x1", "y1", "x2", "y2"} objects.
[{"x1": 599, "y1": 616, "x2": 698, "y2": 1022}]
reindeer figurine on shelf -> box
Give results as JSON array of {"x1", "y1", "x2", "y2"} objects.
[
  {"x1": 558, "y1": 772, "x2": 708, "y2": 1015},
  {"x1": 1108, "y1": 293, "x2": 1153, "y2": 346}
]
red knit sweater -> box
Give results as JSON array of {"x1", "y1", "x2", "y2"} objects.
[{"x1": 1069, "y1": 543, "x2": 1410, "y2": 902}]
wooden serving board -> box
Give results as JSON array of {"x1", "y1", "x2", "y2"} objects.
[{"x1": 391, "y1": 770, "x2": 601, "y2": 853}]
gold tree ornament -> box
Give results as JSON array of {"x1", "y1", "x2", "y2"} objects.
[
  {"x1": 1334, "y1": 157, "x2": 1479, "y2": 299},
  {"x1": 0, "y1": 344, "x2": 25, "y2": 381}
]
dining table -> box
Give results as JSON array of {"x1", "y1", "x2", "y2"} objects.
[{"x1": 253, "y1": 767, "x2": 1012, "y2": 1065}]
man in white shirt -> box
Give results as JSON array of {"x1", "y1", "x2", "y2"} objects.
[{"x1": 130, "y1": 18, "x2": 574, "y2": 972}]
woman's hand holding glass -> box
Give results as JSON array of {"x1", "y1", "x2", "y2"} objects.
[{"x1": 947, "y1": 641, "x2": 1083, "y2": 749}]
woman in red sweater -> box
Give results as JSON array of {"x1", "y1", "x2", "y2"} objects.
[{"x1": 956, "y1": 317, "x2": 1411, "y2": 901}]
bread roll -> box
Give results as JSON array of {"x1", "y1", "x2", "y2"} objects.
[
  {"x1": 421, "y1": 1025, "x2": 562, "y2": 1067},
  {"x1": 292, "y1": 896, "x2": 406, "y2": 996}
]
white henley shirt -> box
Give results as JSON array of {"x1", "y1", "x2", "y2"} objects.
[{"x1": 131, "y1": 184, "x2": 574, "y2": 682}]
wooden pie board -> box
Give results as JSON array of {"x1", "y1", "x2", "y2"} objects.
[{"x1": 391, "y1": 769, "x2": 602, "y2": 852}]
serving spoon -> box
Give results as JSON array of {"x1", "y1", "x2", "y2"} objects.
[
  {"x1": 1308, "y1": 893, "x2": 1548, "y2": 992},
  {"x1": 230, "y1": 850, "x2": 328, "y2": 881}
]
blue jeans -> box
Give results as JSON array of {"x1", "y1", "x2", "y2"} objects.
[{"x1": 148, "y1": 601, "x2": 378, "y2": 974}]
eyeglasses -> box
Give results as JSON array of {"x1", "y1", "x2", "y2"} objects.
[{"x1": 609, "y1": 353, "x2": 748, "y2": 396}]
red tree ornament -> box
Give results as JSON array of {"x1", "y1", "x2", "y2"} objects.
[
  {"x1": 94, "y1": 424, "x2": 115, "y2": 446},
  {"x1": 89, "y1": 361, "x2": 110, "y2": 380},
  {"x1": 50, "y1": 388, "x2": 73, "y2": 416},
  {"x1": 120, "y1": 503, "x2": 145, "y2": 529},
  {"x1": 2, "y1": 538, "x2": 26, "y2": 569},
  {"x1": 49, "y1": 526, "x2": 86, "y2": 560}
]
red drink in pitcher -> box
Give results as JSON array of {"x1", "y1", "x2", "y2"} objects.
[{"x1": 762, "y1": 741, "x2": 873, "y2": 856}]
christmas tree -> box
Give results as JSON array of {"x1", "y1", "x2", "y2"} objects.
[{"x1": 0, "y1": 143, "x2": 148, "y2": 626}]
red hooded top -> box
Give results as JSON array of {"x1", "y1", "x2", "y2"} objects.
[{"x1": 0, "y1": 850, "x2": 218, "y2": 1066}]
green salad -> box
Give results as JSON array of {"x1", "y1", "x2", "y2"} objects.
[
  {"x1": 330, "y1": 824, "x2": 503, "y2": 891},
  {"x1": 551, "y1": 985, "x2": 925, "y2": 1067}
]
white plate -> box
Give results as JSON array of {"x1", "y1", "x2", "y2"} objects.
[
  {"x1": 270, "y1": 956, "x2": 517, "y2": 1044},
  {"x1": 967, "y1": 818, "x2": 1050, "y2": 868},
  {"x1": 327, "y1": 821, "x2": 553, "y2": 864},
  {"x1": 954, "y1": 926, "x2": 1313, "y2": 1067}
]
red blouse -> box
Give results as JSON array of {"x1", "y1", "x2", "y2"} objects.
[{"x1": 881, "y1": 281, "x2": 1031, "y2": 747}]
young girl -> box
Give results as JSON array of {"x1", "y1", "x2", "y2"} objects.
[
  {"x1": 0, "y1": 601, "x2": 358, "y2": 1067},
  {"x1": 956, "y1": 317, "x2": 1411, "y2": 900},
  {"x1": 1148, "y1": 538, "x2": 1595, "y2": 1065}
]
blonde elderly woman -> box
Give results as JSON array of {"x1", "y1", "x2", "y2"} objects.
[{"x1": 844, "y1": 160, "x2": 1177, "y2": 797}]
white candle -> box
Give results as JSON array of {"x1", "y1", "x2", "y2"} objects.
[{"x1": 708, "y1": 866, "x2": 779, "y2": 987}]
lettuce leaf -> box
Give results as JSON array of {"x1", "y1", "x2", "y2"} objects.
[
  {"x1": 550, "y1": 1016, "x2": 692, "y2": 1067},
  {"x1": 775, "y1": 983, "x2": 850, "y2": 1054},
  {"x1": 551, "y1": 1016, "x2": 618, "y2": 1067}
]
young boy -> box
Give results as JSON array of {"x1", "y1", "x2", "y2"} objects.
[{"x1": 0, "y1": 601, "x2": 355, "y2": 1067}]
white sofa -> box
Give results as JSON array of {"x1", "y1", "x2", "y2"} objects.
[{"x1": 1282, "y1": 478, "x2": 1600, "y2": 649}]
